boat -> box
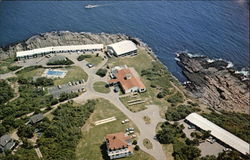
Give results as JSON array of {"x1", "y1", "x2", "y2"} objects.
[{"x1": 85, "y1": 5, "x2": 99, "y2": 9}]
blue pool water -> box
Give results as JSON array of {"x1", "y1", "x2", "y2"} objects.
[
  {"x1": 47, "y1": 70, "x2": 64, "y2": 76},
  {"x1": 0, "y1": 1, "x2": 248, "y2": 81}
]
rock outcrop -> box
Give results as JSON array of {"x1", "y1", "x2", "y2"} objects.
[
  {"x1": 177, "y1": 52, "x2": 249, "y2": 114},
  {"x1": 0, "y1": 31, "x2": 143, "y2": 60}
]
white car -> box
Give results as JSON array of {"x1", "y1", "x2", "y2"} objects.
[{"x1": 131, "y1": 134, "x2": 137, "y2": 138}]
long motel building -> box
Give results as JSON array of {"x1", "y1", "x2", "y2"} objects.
[{"x1": 16, "y1": 44, "x2": 104, "y2": 60}]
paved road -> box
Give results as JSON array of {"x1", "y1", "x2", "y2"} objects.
[
  {"x1": 71, "y1": 55, "x2": 167, "y2": 160},
  {"x1": 1, "y1": 52, "x2": 167, "y2": 160}
]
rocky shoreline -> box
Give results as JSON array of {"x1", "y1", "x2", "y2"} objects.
[
  {"x1": 176, "y1": 52, "x2": 249, "y2": 114},
  {"x1": 0, "y1": 31, "x2": 144, "y2": 60}
]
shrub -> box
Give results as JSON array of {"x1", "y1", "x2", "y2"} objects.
[
  {"x1": 8, "y1": 65, "x2": 22, "y2": 71},
  {"x1": 165, "y1": 105, "x2": 200, "y2": 121},
  {"x1": 59, "y1": 92, "x2": 78, "y2": 102},
  {"x1": 134, "y1": 145, "x2": 140, "y2": 151},
  {"x1": 0, "y1": 80, "x2": 14, "y2": 104},
  {"x1": 96, "y1": 68, "x2": 107, "y2": 77},
  {"x1": 33, "y1": 77, "x2": 54, "y2": 86},
  {"x1": 77, "y1": 55, "x2": 92, "y2": 61},
  {"x1": 167, "y1": 91, "x2": 184, "y2": 104},
  {"x1": 132, "y1": 140, "x2": 137, "y2": 145},
  {"x1": 47, "y1": 58, "x2": 73, "y2": 65}
]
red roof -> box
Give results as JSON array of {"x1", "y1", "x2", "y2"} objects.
[
  {"x1": 108, "y1": 68, "x2": 146, "y2": 92},
  {"x1": 105, "y1": 132, "x2": 131, "y2": 150}
]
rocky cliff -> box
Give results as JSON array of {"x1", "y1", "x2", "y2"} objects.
[
  {"x1": 177, "y1": 52, "x2": 249, "y2": 114},
  {"x1": 0, "y1": 31, "x2": 143, "y2": 60}
]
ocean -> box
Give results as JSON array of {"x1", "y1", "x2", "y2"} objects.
[{"x1": 0, "y1": 1, "x2": 249, "y2": 81}]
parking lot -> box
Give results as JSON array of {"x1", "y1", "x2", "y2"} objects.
[
  {"x1": 179, "y1": 120, "x2": 224, "y2": 157},
  {"x1": 48, "y1": 80, "x2": 85, "y2": 97}
]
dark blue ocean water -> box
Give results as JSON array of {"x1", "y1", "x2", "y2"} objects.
[{"x1": 0, "y1": 1, "x2": 249, "y2": 81}]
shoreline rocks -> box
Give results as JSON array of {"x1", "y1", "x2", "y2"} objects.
[{"x1": 177, "y1": 52, "x2": 249, "y2": 114}]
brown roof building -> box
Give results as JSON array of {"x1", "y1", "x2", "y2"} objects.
[
  {"x1": 105, "y1": 132, "x2": 133, "y2": 159},
  {"x1": 108, "y1": 66, "x2": 146, "y2": 94}
]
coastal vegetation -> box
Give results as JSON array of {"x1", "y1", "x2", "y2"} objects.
[
  {"x1": 93, "y1": 81, "x2": 110, "y2": 93},
  {"x1": 47, "y1": 57, "x2": 74, "y2": 65},
  {"x1": 165, "y1": 104, "x2": 200, "y2": 121},
  {"x1": 0, "y1": 58, "x2": 17, "y2": 74},
  {"x1": 0, "y1": 80, "x2": 14, "y2": 104},
  {"x1": 202, "y1": 111, "x2": 250, "y2": 143},
  {"x1": 37, "y1": 100, "x2": 96, "y2": 160},
  {"x1": 77, "y1": 54, "x2": 91, "y2": 61},
  {"x1": 156, "y1": 122, "x2": 201, "y2": 160}
]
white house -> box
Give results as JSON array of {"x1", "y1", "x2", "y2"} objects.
[{"x1": 107, "y1": 40, "x2": 137, "y2": 57}]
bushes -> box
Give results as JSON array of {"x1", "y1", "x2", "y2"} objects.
[
  {"x1": 96, "y1": 68, "x2": 107, "y2": 77},
  {"x1": 167, "y1": 91, "x2": 184, "y2": 104},
  {"x1": 32, "y1": 77, "x2": 54, "y2": 86},
  {"x1": 0, "y1": 80, "x2": 14, "y2": 104},
  {"x1": 77, "y1": 55, "x2": 92, "y2": 61},
  {"x1": 173, "y1": 140, "x2": 201, "y2": 160},
  {"x1": 38, "y1": 100, "x2": 96, "y2": 160},
  {"x1": 47, "y1": 58, "x2": 74, "y2": 65},
  {"x1": 202, "y1": 111, "x2": 250, "y2": 143},
  {"x1": 17, "y1": 125, "x2": 34, "y2": 138},
  {"x1": 156, "y1": 122, "x2": 184, "y2": 144},
  {"x1": 59, "y1": 92, "x2": 78, "y2": 102},
  {"x1": 8, "y1": 65, "x2": 22, "y2": 71},
  {"x1": 165, "y1": 104, "x2": 200, "y2": 121}
]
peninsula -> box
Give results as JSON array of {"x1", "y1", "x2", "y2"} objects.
[{"x1": 0, "y1": 31, "x2": 249, "y2": 160}]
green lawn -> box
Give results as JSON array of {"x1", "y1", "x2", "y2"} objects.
[
  {"x1": 16, "y1": 67, "x2": 45, "y2": 78},
  {"x1": 76, "y1": 98, "x2": 154, "y2": 160},
  {"x1": 54, "y1": 66, "x2": 88, "y2": 85},
  {"x1": 120, "y1": 96, "x2": 147, "y2": 112},
  {"x1": 93, "y1": 81, "x2": 110, "y2": 93},
  {"x1": 85, "y1": 56, "x2": 103, "y2": 66}
]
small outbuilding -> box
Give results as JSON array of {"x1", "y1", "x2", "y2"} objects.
[
  {"x1": 29, "y1": 113, "x2": 44, "y2": 124},
  {"x1": 107, "y1": 40, "x2": 137, "y2": 57}
]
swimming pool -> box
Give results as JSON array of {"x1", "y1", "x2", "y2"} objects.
[{"x1": 47, "y1": 70, "x2": 64, "y2": 76}]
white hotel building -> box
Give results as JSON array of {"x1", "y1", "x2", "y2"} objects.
[{"x1": 16, "y1": 44, "x2": 104, "y2": 60}]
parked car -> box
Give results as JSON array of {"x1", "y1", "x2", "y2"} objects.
[
  {"x1": 68, "y1": 82, "x2": 72, "y2": 86},
  {"x1": 132, "y1": 134, "x2": 137, "y2": 138},
  {"x1": 223, "y1": 148, "x2": 232, "y2": 152},
  {"x1": 58, "y1": 85, "x2": 62, "y2": 89},
  {"x1": 86, "y1": 63, "x2": 94, "y2": 68},
  {"x1": 188, "y1": 125, "x2": 195, "y2": 129},
  {"x1": 121, "y1": 119, "x2": 129, "y2": 124}
]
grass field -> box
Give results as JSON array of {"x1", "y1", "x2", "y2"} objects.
[
  {"x1": 85, "y1": 56, "x2": 103, "y2": 66},
  {"x1": 93, "y1": 81, "x2": 110, "y2": 93},
  {"x1": 16, "y1": 67, "x2": 45, "y2": 78},
  {"x1": 75, "y1": 98, "x2": 155, "y2": 160},
  {"x1": 54, "y1": 66, "x2": 88, "y2": 85},
  {"x1": 120, "y1": 96, "x2": 147, "y2": 112}
]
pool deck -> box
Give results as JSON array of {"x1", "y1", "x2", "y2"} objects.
[{"x1": 42, "y1": 69, "x2": 67, "y2": 79}]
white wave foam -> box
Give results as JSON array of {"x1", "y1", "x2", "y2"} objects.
[{"x1": 175, "y1": 57, "x2": 180, "y2": 62}]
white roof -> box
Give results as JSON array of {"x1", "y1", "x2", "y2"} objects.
[
  {"x1": 186, "y1": 113, "x2": 249, "y2": 155},
  {"x1": 108, "y1": 40, "x2": 137, "y2": 56},
  {"x1": 16, "y1": 44, "x2": 104, "y2": 57}
]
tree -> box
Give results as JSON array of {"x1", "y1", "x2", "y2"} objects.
[
  {"x1": 77, "y1": 55, "x2": 91, "y2": 61},
  {"x1": 17, "y1": 125, "x2": 34, "y2": 138},
  {"x1": 132, "y1": 140, "x2": 137, "y2": 145},
  {"x1": 134, "y1": 145, "x2": 140, "y2": 151},
  {"x1": 0, "y1": 124, "x2": 6, "y2": 136},
  {"x1": 200, "y1": 155, "x2": 217, "y2": 160},
  {"x1": 96, "y1": 68, "x2": 107, "y2": 77}
]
